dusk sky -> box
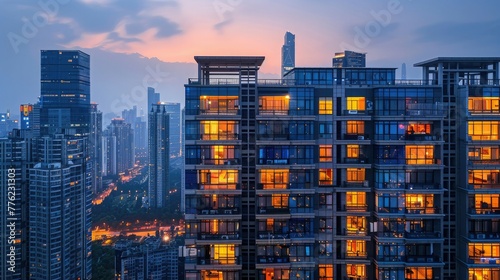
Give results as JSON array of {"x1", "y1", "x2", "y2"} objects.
[{"x1": 1, "y1": 0, "x2": 499, "y2": 120}]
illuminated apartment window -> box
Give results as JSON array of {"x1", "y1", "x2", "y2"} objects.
[
  {"x1": 469, "y1": 97, "x2": 500, "y2": 113},
  {"x1": 319, "y1": 97, "x2": 333, "y2": 114},
  {"x1": 212, "y1": 244, "x2": 236, "y2": 264},
  {"x1": 346, "y1": 192, "x2": 366, "y2": 209},
  {"x1": 199, "y1": 95, "x2": 239, "y2": 115},
  {"x1": 469, "y1": 170, "x2": 500, "y2": 187},
  {"x1": 472, "y1": 194, "x2": 500, "y2": 212},
  {"x1": 199, "y1": 169, "x2": 238, "y2": 190},
  {"x1": 346, "y1": 216, "x2": 367, "y2": 234},
  {"x1": 200, "y1": 120, "x2": 238, "y2": 140},
  {"x1": 318, "y1": 168, "x2": 333, "y2": 186},
  {"x1": 347, "y1": 168, "x2": 365, "y2": 182},
  {"x1": 259, "y1": 95, "x2": 289, "y2": 115},
  {"x1": 347, "y1": 145, "x2": 360, "y2": 158},
  {"x1": 272, "y1": 194, "x2": 289, "y2": 208},
  {"x1": 469, "y1": 268, "x2": 500, "y2": 280},
  {"x1": 406, "y1": 194, "x2": 435, "y2": 213},
  {"x1": 318, "y1": 264, "x2": 333, "y2": 280},
  {"x1": 468, "y1": 146, "x2": 500, "y2": 162},
  {"x1": 468, "y1": 243, "x2": 500, "y2": 262},
  {"x1": 407, "y1": 122, "x2": 431, "y2": 134},
  {"x1": 346, "y1": 240, "x2": 366, "y2": 257},
  {"x1": 347, "y1": 264, "x2": 366, "y2": 278},
  {"x1": 406, "y1": 145, "x2": 434, "y2": 164},
  {"x1": 319, "y1": 145, "x2": 333, "y2": 162},
  {"x1": 405, "y1": 267, "x2": 433, "y2": 279},
  {"x1": 468, "y1": 121, "x2": 499, "y2": 140},
  {"x1": 347, "y1": 97, "x2": 366, "y2": 110},
  {"x1": 346, "y1": 121, "x2": 365, "y2": 134},
  {"x1": 259, "y1": 169, "x2": 289, "y2": 189}
]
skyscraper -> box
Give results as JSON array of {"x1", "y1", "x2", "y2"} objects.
[
  {"x1": 40, "y1": 50, "x2": 90, "y2": 136},
  {"x1": 148, "y1": 87, "x2": 160, "y2": 113},
  {"x1": 103, "y1": 118, "x2": 134, "y2": 175},
  {"x1": 29, "y1": 135, "x2": 92, "y2": 280},
  {"x1": 281, "y1": 31, "x2": 295, "y2": 78},
  {"x1": 333, "y1": 50, "x2": 366, "y2": 68},
  {"x1": 19, "y1": 104, "x2": 34, "y2": 129},
  {"x1": 148, "y1": 104, "x2": 169, "y2": 208},
  {"x1": 90, "y1": 103, "x2": 103, "y2": 194}
]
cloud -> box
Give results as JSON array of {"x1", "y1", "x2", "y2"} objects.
[
  {"x1": 107, "y1": 32, "x2": 142, "y2": 43},
  {"x1": 125, "y1": 16, "x2": 181, "y2": 39}
]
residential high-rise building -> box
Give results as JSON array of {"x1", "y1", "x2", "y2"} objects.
[
  {"x1": 148, "y1": 104, "x2": 170, "y2": 208},
  {"x1": 415, "y1": 57, "x2": 500, "y2": 280},
  {"x1": 122, "y1": 106, "x2": 137, "y2": 125},
  {"x1": 333, "y1": 50, "x2": 366, "y2": 68},
  {"x1": 19, "y1": 104, "x2": 34, "y2": 130},
  {"x1": 183, "y1": 56, "x2": 451, "y2": 279},
  {"x1": 29, "y1": 134, "x2": 92, "y2": 280},
  {"x1": 0, "y1": 130, "x2": 34, "y2": 280},
  {"x1": 0, "y1": 111, "x2": 19, "y2": 137},
  {"x1": 39, "y1": 50, "x2": 90, "y2": 136},
  {"x1": 401, "y1": 62, "x2": 407, "y2": 80},
  {"x1": 134, "y1": 117, "x2": 148, "y2": 161},
  {"x1": 281, "y1": 31, "x2": 295, "y2": 78},
  {"x1": 90, "y1": 103, "x2": 103, "y2": 194}
]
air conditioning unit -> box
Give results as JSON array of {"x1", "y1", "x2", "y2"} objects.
[
  {"x1": 221, "y1": 235, "x2": 229, "y2": 240},
  {"x1": 357, "y1": 136, "x2": 365, "y2": 140},
  {"x1": 477, "y1": 234, "x2": 486, "y2": 239},
  {"x1": 348, "y1": 110, "x2": 358, "y2": 114}
]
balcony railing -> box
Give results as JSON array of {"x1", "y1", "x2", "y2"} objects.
[
  {"x1": 467, "y1": 184, "x2": 500, "y2": 190},
  {"x1": 198, "y1": 233, "x2": 239, "y2": 240},
  {"x1": 342, "y1": 251, "x2": 368, "y2": 259},
  {"x1": 342, "y1": 181, "x2": 370, "y2": 188},
  {"x1": 406, "y1": 255, "x2": 441, "y2": 263},
  {"x1": 469, "y1": 208, "x2": 500, "y2": 215},
  {"x1": 197, "y1": 256, "x2": 241, "y2": 265},
  {"x1": 258, "y1": 109, "x2": 289, "y2": 116},
  {"x1": 468, "y1": 160, "x2": 500, "y2": 165},
  {"x1": 257, "y1": 207, "x2": 290, "y2": 214},
  {"x1": 404, "y1": 134, "x2": 440, "y2": 141},
  {"x1": 405, "y1": 207, "x2": 440, "y2": 214},
  {"x1": 343, "y1": 134, "x2": 370, "y2": 141},
  {"x1": 468, "y1": 232, "x2": 500, "y2": 239},
  {"x1": 257, "y1": 256, "x2": 290, "y2": 264},
  {"x1": 198, "y1": 184, "x2": 239, "y2": 190},
  {"x1": 405, "y1": 231, "x2": 442, "y2": 239},
  {"x1": 345, "y1": 228, "x2": 368, "y2": 236},
  {"x1": 467, "y1": 257, "x2": 500, "y2": 265},
  {"x1": 343, "y1": 110, "x2": 370, "y2": 116},
  {"x1": 198, "y1": 208, "x2": 240, "y2": 215},
  {"x1": 343, "y1": 158, "x2": 369, "y2": 164}
]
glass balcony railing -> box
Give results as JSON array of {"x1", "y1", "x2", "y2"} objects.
[
  {"x1": 405, "y1": 231, "x2": 442, "y2": 239},
  {"x1": 198, "y1": 233, "x2": 239, "y2": 240},
  {"x1": 197, "y1": 256, "x2": 241, "y2": 265},
  {"x1": 468, "y1": 232, "x2": 500, "y2": 239}
]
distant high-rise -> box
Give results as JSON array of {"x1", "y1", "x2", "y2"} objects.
[
  {"x1": 148, "y1": 87, "x2": 160, "y2": 113},
  {"x1": 19, "y1": 104, "x2": 34, "y2": 129},
  {"x1": 148, "y1": 104, "x2": 169, "y2": 208},
  {"x1": 122, "y1": 106, "x2": 137, "y2": 125},
  {"x1": 163, "y1": 102, "x2": 181, "y2": 158},
  {"x1": 333, "y1": 50, "x2": 366, "y2": 68},
  {"x1": 0, "y1": 111, "x2": 19, "y2": 137},
  {"x1": 90, "y1": 103, "x2": 103, "y2": 194},
  {"x1": 40, "y1": 50, "x2": 90, "y2": 136},
  {"x1": 103, "y1": 118, "x2": 134, "y2": 176},
  {"x1": 281, "y1": 31, "x2": 295, "y2": 78}
]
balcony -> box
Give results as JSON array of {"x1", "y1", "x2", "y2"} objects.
[
  {"x1": 257, "y1": 207, "x2": 290, "y2": 214},
  {"x1": 404, "y1": 133, "x2": 440, "y2": 141},
  {"x1": 343, "y1": 134, "x2": 370, "y2": 140},
  {"x1": 467, "y1": 184, "x2": 500, "y2": 190},
  {"x1": 405, "y1": 103, "x2": 447, "y2": 117},
  {"x1": 342, "y1": 181, "x2": 370, "y2": 188},
  {"x1": 343, "y1": 158, "x2": 369, "y2": 164},
  {"x1": 345, "y1": 228, "x2": 368, "y2": 236},
  {"x1": 198, "y1": 184, "x2": 239, "y2": 190},
  {"x1": 197, "y1": 256, "x2": 241, "y2": 265},
  {"x1": 199, "y1": 133, "x2": 239, "y2": 141},
  {"x1": 405, "y1": 183, "x2": 441, "y2": 190},
  {"x1": 198, "y1": 233, "x2": 239, "y2": 240},
  {"x1": 343, "y1": 110, "x2": 370, "y2": 116},
  {"x1": 257, "y1": 256, "x2": 290, "y2": 264},
  {"x1": 340, "y1": 204, "x2": 369, "y2": 212},
  {"x1": 468, "y1": 160, "x2": 500, "y2": 166},
  {"x1": 467, "y1": 257, "x2": 500, "y2": 265},
  {"x1": 406, "y1": 255, "x2": 441, "y2": 263},
  {"x1": 198, "y1": 208, "x2": 240, "y2": 215},
  {"x1": 341, "y1": 251, "x2": 368, "y2": 260},
  {"x1": 469, "y1": 207, "x2": 500, "y2": 215},
  {"x1": 405, "y1": 207, "x2": 440, "y2": 214},
  {"x1": 258, "y1": 109, "x2": 290, "y2": 116},
  {"x1": 405, "y1": 231, "x2": 442, "y2": 239},
  {"x1": 468, "y1": 232, "x2": 500, "y2": 240}
]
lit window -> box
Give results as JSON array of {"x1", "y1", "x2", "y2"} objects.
[
  {"x1": 469, "y1": 121, "x2": 499, "y2": 140},
  {"x1": 259, "y1": 96, "x2": 290, "y2": 115},
  {"x1": 347, "y1": 264, "x2": 366, "y2": 278},
  {"x1": 347, "y1": 97, "x2": 366, "y2": 110},
  {"x1": 347, "y1": 145, "x2": 360, "y2": 158},
  {"x1": 319, "y1": 264, "x2": 333, "y2": 280},
  {"x1": 319, "y1": 169, "x2": 333, "y2": 186},
  {"x1": 347, "y1": 168, "x2": 365, "y2": 182},
  {"x1": 319, "y1": 97, "x2": 333, "y2": 114},
  {"x1": 406, "y1": 145, "x2": 434, "y2": 164},
  {"x1": 319, "y1": 145, "x2": 332, "y2": 162},
  {"x1": 468, "y1": 97, "x2": 500, "y2": 113},
  {"x1": 260, "y1": 169, "x2": 289, "y2": 189},
  {"x1": 346, "y1": 216, "x2": 367, "y2": 233},
  {"x1": 346, "y1": 121, "x2": 364, "y2": 134},
  {"x1": 346, "y1": 240, "x2": 366, "y2": 257}
]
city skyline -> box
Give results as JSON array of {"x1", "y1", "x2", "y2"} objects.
[{"x1": 2, "y1": 0, "x2": 500, "y2": 115}]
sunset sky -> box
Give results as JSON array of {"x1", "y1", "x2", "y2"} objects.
[{"x1": 1, "y1": 0, "x2": 500, "y2": 118}]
